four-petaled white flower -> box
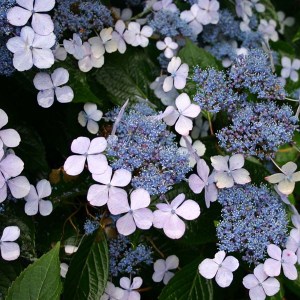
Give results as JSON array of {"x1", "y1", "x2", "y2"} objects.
[
  {"x1": 97, "y1": 28, "x2": 118, "y2": 54},
  {"x1": 211, "y1": 154, "x2": 251, "y2": 188},
  {"x1": 163, "y1": 57, "x2": 189, "y2": 92},
  {"x1": 53, "y1": 44, "x2": 67, "y2": 61},
  {"x1": 250, "y1": 0, "x2": 265, "y2": 13},
  {"x1": 189, "y1": 159, "x2": 218, "y2": 208},
  {"x1": 63, "y1": 34, "x2": 85, "y2": 60},
  {"x1": 78, "y1": 41, "x2": 105, "y2": 73},
  {"x1": 152, "y1": 0, "x2": 178, "y2": 12},
  {"x1": 24, "y1": 179, "x2": 53, "y2": 216},
  {"x1": 124, "y1": 22, "x2": 153, "y2": 48},
  {"x1": 0, "y1": 226, "x2": 21, "y2": 261},
  {"x1": 258, "y1": 19, "x2": 279, "y2": 42},
  {"x1": 196, "y1": 0, "x2": 220, "y2": 25},
  {"x1": 78, "y1": 103, "x2": 103, "y2": 134},
  {"x1": 108, "y1": 188, "x2": 153, "y2": 236},
  {"x1": 112, "y1": 20, "x2": 128, "y2": 54},
  {"x1": 277, "y1": 11, "x2": 295, "y2": 34},
  {"x1": 153, "y1": 193, "x2": 200, "y2": 239},
  {"x1": 0, "y1": 151, "x2": 30, "y2": 202},
  {"x1": 6, "y1": 26, "x2": 55, "y2": 71},
  {"x1": 286, "y1": 228, "x2": 300, "y2": 264},
  {"x1": 156, "y1": 37, "x2": 178, "y2": 59},
  {"x1": 7, "y1": 0, "x2": 55, "y2": 35},
  {"x1": 198, "y1": 251, "x2": 239, "y2": 288},
  {"x1": 88, "y1": 166, "x2": 131, "y2": 207},
  {"x1": 180, "y1": 4, "x2": 203, "y2": 35},
  {"x1": 163, "y1": 93, "x2": 201, "y2": 136},
  {"x1": 119, "y1": 276, "x2": 142, "y2": 300},
  {"x1": 0, "y1": 109, "x2": 21, "y2": 150},
  {"x1": 101, "y1": 281, "x2": 124, "y2": 300},
  {"x1": 33, "y1": 68, "x2": 74, "y2": 108},
  {"x1": 281, "y1": 57, "x2": 300, "y2": 82},
  {"x1": 152, "y1": 255, "x2": 179, "y2": 285},
  {"x1": 111, "y1": 7, "x2": 132, "y2": 21},
  {"x1": 64, "y1": 136, "x2": 108, "y2": 176},
  {"x1": 243, "y1": 264, "x2": 280, "y2": 300},
  {"x1": 263, "y1": 244, "x2": 298, "y2": 280},
  {"x1": 265, "y1": 161, "x2": 300, "y2": 195}
]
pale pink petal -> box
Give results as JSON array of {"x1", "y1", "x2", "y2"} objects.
[
  {"x1": 249, "y1": 285, "x2": 266, "y2": 300},
  {"x1": 176, "y1": 200, "x2": 200, "y2": 220},
  {"x1": 24, "y1": 184, "x2": 38, "y2": 202},
  {"x1": 282, "y1": 249, "x2": 297, "y2": 264},
  {"x1": 71, "y1": 137, "x2": 90, "y2": 154},
  {"x1": 92, "y1": 166, "x2": 112, "y2": 185},
  {"x1": 107, "y1": 189, "x2": 130, "y2": 215},
  {"x1": 229, "y1": 154, "x2": 244, "y2": 170},
  {"x1": 0, "y1": 129, "x2": 21, "y2": 148},
  {"x1": 175, "y1": 93, "x2": 191, "y2": 112},
  {"x1": 32, "y1": 49, "x2": 54, "y2": 69},
  {"x1": 262, "y1": 277, "x2": 280, "y2": 296},
  {"x1": 292, "y1": 171, "x2": 300, "y2": 182},
  {"x1": 39, "y1": 199, "x2": 53, "y2": 216},
  {"x1": 189, "y1": 174, "x2": 205, "y2": 194},
  {"x1": 198, "y1": 259, "x2": 218, "y2": 279},
  {"x1": 120, "y1": 277, "x2": 131, "y2": 290},
  {"x1": 163, "y1": 76, "x2": 174, "y2": 92},
  {"x1": 111, "y1": 169, "x2": 132, "y2": 187},
  {"x1": 130, "y1": 188, "x2": 150, "y2": 210},
  {"x1": 164, "y1": 214, "x2": 185, "y2": 239},
  {"x1": 6, "y1": 37, "x2": 25, "y2": 54},
  {"x1": 0, "y1": 110, "x2": 8, "y2": 129},
  {"x1": 253, "y1": 264, "x2": 268, "y2": 283},
  {"x1": 215, "y1": 268, "x2": 233, "y2": 288},
  {"x1": 214, "y1": 172, "x2": 234, "y2": 188},
  {"x1": 175, "y1": 115, "x2": 193, "y2": 136},
  {"x1": 182, "y1": 104, "x2": 201, "y2": 119},
  {"x1": 36, "y1": 179, "x2": 51, "y2": 199},
  {"x1": 87, "y1": 154, "x2": 108, "y2": 175},
  {"x1": 33, "y1": 72, "x2": 53, "y2": 90},
  {"x1": 282, "y1": 263, "x2": 298, "y2": 280},
  {"x1": 222, "y1": 256, "x2": 239, "y2": 272},
  {"x1": 153, "y1": 210, "x2": 169, "y2": 229},
  {"x1": 267, "y1": 244, "x2": 282, "y2": 260},
  {"x1": 25, "y1": 198, "x2": 39, "y2": 215},
  {"x1": 231, "y1": 169, "x2": 251, "y2": 185},
  {"x1": 213, "y1": 251, "x2": 226, "y2": 264},
  {"x1": 51, "y1": 68, "x2": 69, "y2": 87},
  {"x1": 87, "y1": 184, "x2": 108, "y2": 206},
  {"x1": 174, "y1": 75, "x2": 187, "y2": 90},
  {"x1": 33, "y1": 0, "x2": 55, "y2": 12},
  {"x1": 281, "y1": 161, "x2": 297, "y2": 175},
  {"x1": 7, "y1": 176, "x2": 30, "y2": 199},
  {"x1": 86, "y1": 120, "x2": 99, "y2": 134},
  {"x1": 7, "y1": 6, "x2": 31, "y2": 27},
  {"x1": 0, "y1": 184, "x2": 7, "y2": 202},
  {"x1": 1, "y1": 226, "x2": 20, "y2": 242},
  {"x1": 1, "y1": 242, "x2": 20, "y2": 261},
  {"x1": 13, "y1": 50, "x2": 33, "y2": 71},
  {"x1": 116, "y1": 213, "x2": 136, "y2": 235},
  {"x1": 278, "y1": 179, "x2": 295, "y2": 195},
  {"x1": 17, "y1": 0, "x2": 34, "y2": 10},
  {"x1": 165, "y1": 255, "x2": 179, "y2": 270},
  {"x1": 163, "y1": 106, "x2": 179, "y2": 126},
  {"x1": 31, "y1": 13, "x2": 54, "y2": 35},
  {"x1": 263, "y1": 259, "x2": 281, "y2": 277},
  {"x1": 133, "y1": 208, "x2": 153, "y2": 229},
  {"x1": 265, "y1": 173, "x2": 285, "y2": 184},
  {"x1": 243, "y1": 274, "x2": 259, "y2": 289},
  {"x1": 163, "y1": 271, "x2": 174, "y2": 285},
  {"x1": 64, "y1": 155, "x2": 86, "y2": 176},
  {"x1": 0, "y1": 154, "x2": 24, "y2": 177},
  {"x1": 211, "y1": 156, "x2": 229, "y2": 172},
  {"x1": 37, "y1": 89, "x2": 54, "y2": 108},
  {"x1": 131, "y1": 277, "x2": 143, "y2": 289},
  {"x1": 55, "y1": 86, "x2": 74, "y2": 103},
  {"x1": 176, "y1": 63, "x2": 189, "y2": 78},
  {"x1": 88, "y1": 137, "x2": 107, "y2": 154},
  {"x1": 205, "y1": 183, "x2": 218, "y2": 207}
]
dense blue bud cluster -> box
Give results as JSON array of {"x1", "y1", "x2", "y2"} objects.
[
  {"x1": 230, "y1": 49, "x2": 286, "y2": 100},
  {"x1": 109, "y1": 235, "x2": 153, "y2": 277},
  {"x1": 53, "y1": 0, "x2": 113, "y2": 39},
  {"x1": 206, "y1": 41, "x2": 237, "y2": 64},
  {"x1": 193, "y1": 67, "x2": 243, "y2": 113},
  {"x1": 0, "y1": 0, "x2": 15, "y2": 37},
  {"x1": 106, "y1": 104, "x2": 190, "y2": 195},
  {"x1": 83, "y1": 219, "x2": 99, "y2": 235},
  {"x1": 148, "y1": 10, "x2": 193, "y2": 38},
  {"x1": 0, "y1": 38, "x2": 15, "y2": 77},
  {"x1": 217, "y1": 184, "x2": 288, "y2": 264},
  {"x1": 217, "y1": 102, "x2": 297, "y2": 159}
]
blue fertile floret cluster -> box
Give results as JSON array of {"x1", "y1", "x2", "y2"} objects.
[
  {"x1": 216, "y1": 102, "x2": 297, "y2": 159},
  {"x1": 83, "y1": 219, "x2": 99, "y2": 235},
  {"x1": 53, "y1": 0, "x2": 113, "y2": 39},
  {"x1": 106, "y1": 104, "x2": 190, "y2": 195},
  {"x1": 217, "y1": 184, "x2": 288, "y2": 264},
  {"x1": 109, "y1": 235, "x2": 153, "y2": 277}
]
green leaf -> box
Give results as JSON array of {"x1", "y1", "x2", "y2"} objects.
[
  {"x1": 94, "y1": 47, "x2": 159, "y2": 106},
  {"x1": 293, "y1": 28, "x2": 300, "y2": 43},
  {"x1": 158, "y1": 258, "x2": 214, "y2": 300},
  {"x1": 63, "y1": 230, "x2": 109, "y2": 300},
  {"x1": 178, "y1": 39, "x2": 220, "y2": 69},
  {"x1": 6, "y1": 242, "x2": 62, "y2": 300}
]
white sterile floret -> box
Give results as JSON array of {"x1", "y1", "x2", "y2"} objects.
[
  {"x1": 108, "y1": 188, "x2": 153, "y2": 236},
  {"x1": 111, "y1": 7, "x2": 132, "y2": 21},
  {"x1": 250, "y1": 0, "x2": 265, "y2": 13},
  {"x1": 150, "y1": 76, "x2": 178, "y2": 106},
  {"x1": 277, "y1": 11, "x2": 295, "y2": 34},
  {"x1": 33, "y1": 68, "x2": 74, "y2": 108},
  {"x1": 163, "y1": 93, "x2": 201, "y2": 136},
  {"x1": 263, "y1": 244, "x2": 298, "y2": 280},
  {"x1": 258, "y1": 19, "x2": 279, "y2": 42},
  {"x1": 119, "y1": 276, "x2": 142, "y2": 300},
  {"x1": 153, "y1": 193, "x2": 200, "y2": 239},
  {"x1": 191, "y1": 115, "x2": 209, "y2": 139},
  {"x1": 97, "y1": 28, "x2": 118, "y2": 54},
  {"x1": 179, "y1": 136, "x2": 206, "y2": 167},
  {"x1": 100, "y1": 282, "x2": 124, "y2": 300},
  {"x1": 78, "y1": 103, "x2": 103, "y2": 134},
  {"x1": 235, "y1": 0, "x2": 252, "y2": 22},
  {"x1": 198, "y1": 251, "x2": 239, "y2": 288},
  {"x1": 60, "y1": 263, "x2": 68, "y2": 278},
  {"x1": 180, "y1": 5, "x2": 203, "y2": 36},
  {"x1": 53, "y1": 44, "x2": 67, "y2": 61},
  {"x1": 88, "y1": 166, "x2": 131, "y2": 207},
  {"x1": 152, "y1": 0, "x2": 178, "y2": 12},
  {"x1": 196, "y1": 0, "x2": 220, "y2": 25},
  {"x1": 286, "y1": 228, "x2": 300, "y2": 264},
  {"x1": 78, "y1": 41, "x2": 105, "y2": 73},
  {"x1": 112, "y1": 20, "x2": 128, "y2": 54},
  {"x1": 0, "y1": 109, "x2": 21, "y2": 150},
  {"x1": 24, "y1": 179, "x2": 53, "y2": 216},
  {"x1": 265, "y1": 161, "x2": 300, "y2": 195},
  {"x1": 0, "y1": 150, "x2": 30, "y2": 202},
  {"x1": 124, "y1": 22, "x2": 153, "y2": 48},
  {"x1": 156, "y1": 37, "x2": 178, "y2": 59},
  {"x1": 7, "y1": 0, "x2": 55, "y2": 35},
  {"x1": 211, "y1": 154, "x2": 251, "y2": 188},
  {"x1": 64, "y1": 136, "x2": 108, "y2": 176},
  {"x1": 0, "y1": 226, "x2": 21, "y2": 261},
  {"x1": 63, "y1": 34, "x2": 85, "y2": 60},
  {"x1": 152, "y1": 255, "x2": 179, "y2": 284},
  {"x1": 6, "y1": 26, "x2": 55, "y2": 71},
  {"x1": 243, "y1": 264, "x2": 280, "y2": 300},
  {"x1": 163, "y1": 57, "x2": 189, "y2": 92},
  {"x1": 281, "y1": 57, "x2": 300, "y2": 82},
  {"x1": 64, "y1": 245, "x2": 78, "y2": 255}
]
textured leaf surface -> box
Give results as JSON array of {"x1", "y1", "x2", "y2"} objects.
[
  {"x1": 63, "y1": 230, "x2": 109, "y2": 300},
  {"x1": 6, "y1": 243, "x2": 61, "y2": 300},
  {"x1": 158, "y1": 258, "x2": 214, "y2": 300}
]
